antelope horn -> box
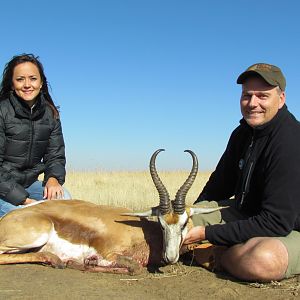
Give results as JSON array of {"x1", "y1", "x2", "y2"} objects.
[
  {"x1": 150, "y1": 149, "x2": 171, "y2": 215},
  {"x1": 174, "y1": 150, "x2": 198, "y2": 214}
]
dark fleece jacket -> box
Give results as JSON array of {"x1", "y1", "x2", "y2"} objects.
[{"x1": 194, "y1": 105, "x2": 300, "y2": 246}]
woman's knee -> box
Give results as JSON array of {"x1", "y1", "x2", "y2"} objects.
[
  {"x1": 26, "y1": 181, "x2": 44, "y2": 200},
  {"x1": 62, "y1": 187, "x2": 72, "y2": 200}
]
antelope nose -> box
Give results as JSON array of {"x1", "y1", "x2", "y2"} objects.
[{"x1": 164, "y1": 253, "x2": 179, "y2": 264}]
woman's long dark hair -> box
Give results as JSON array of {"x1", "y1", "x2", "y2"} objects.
[{"x1": 0, "y1": 54, "x2": 59, "y2": 118}]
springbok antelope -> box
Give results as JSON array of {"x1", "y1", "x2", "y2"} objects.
[{"x1": 0, "y1": 149, "x2": 221, "y2": 274}]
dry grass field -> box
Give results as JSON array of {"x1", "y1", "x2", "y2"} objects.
[{"x1": 64, "y1": 170, "x2": 212, "y2": 209}]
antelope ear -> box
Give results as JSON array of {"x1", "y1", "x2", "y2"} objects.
[
  {"x1": 120, "y1": 206, "x2": 160, "y2": 217},
  {"x1": 189, "y1": 206, "x2": 227, "y2": 216}
]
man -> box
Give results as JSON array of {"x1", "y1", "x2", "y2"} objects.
[{"x1": 184, "y1": 63, "x2": 300, "y2": 282}]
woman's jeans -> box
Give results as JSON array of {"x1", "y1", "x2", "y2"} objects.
[{"x1": 0, "y1": 181, "x2": 72, "y2": 217}]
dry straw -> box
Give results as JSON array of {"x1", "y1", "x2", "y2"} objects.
[{"x1": 64, "y1": 170, "x2": 211, "y2": 211}]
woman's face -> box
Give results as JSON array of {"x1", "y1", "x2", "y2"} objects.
[{"x1": 12, "y1": 62, "x2": 43, "y2": 106}]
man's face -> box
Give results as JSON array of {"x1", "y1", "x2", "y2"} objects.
[{"x1": 240, "y1": 76, "x2": 285, "y2": 128}]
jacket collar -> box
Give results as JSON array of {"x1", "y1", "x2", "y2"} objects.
[
  {"x1": 9, "y1": 91, "x2": 46, "y2": 119},
  {"x1": 240, "y1": 104, "x2": 289, "y2": 138}
]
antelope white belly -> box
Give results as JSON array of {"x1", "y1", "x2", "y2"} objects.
[{"x1": 41, "y1": 229, "x2": 98, "y2": 263}]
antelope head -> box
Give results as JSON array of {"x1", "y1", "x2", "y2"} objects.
[{"x1": 122, "y1": 149, "x2": 221, "y2": 264}]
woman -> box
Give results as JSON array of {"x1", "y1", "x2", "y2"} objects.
[{"x1": 0, "y1": 53, "x2": 71, "y2": 217}]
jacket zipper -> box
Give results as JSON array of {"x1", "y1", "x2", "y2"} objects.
[
  {"x1": 240, "y1": 161, "x2": 254, "y2": 207},
  {"x1": 239, "y1": 135, "x2": 255, "y2": 209},
  {"x1": 27, "y1": 106, "x2": 34, "y2": 167}
]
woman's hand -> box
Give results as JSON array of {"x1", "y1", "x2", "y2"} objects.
[
  {"x1": 44, "y1": 177, "x2": 64, "y2": 200},
  {"x1": 23, "y1": 198, "x2": 37, "y2": 205},
  {"x1": 183, "y1": 226, "x2": 206, "y2": 244}
]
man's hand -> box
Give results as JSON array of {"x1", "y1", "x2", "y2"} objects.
[
  {"x1": 44, "y1": 177, "x2": 64, "y2": 200},
  {"x1": 183, "y1": 226, "x2": 206, "y2": 244}
]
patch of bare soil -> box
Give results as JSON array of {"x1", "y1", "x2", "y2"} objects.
[{"x1": 1, "y1": 260, "x2": 300, "y2": 300}]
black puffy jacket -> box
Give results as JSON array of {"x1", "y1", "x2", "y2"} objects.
[{"x1": 0, "y1": 92, "x2": 66, "y2": 205}]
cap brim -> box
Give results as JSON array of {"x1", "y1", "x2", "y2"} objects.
[{"x1": 237, "y1": 70, "x2": 277, "y2": 87}]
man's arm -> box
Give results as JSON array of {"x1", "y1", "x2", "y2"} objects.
[{"x1": 204, "y1": 131, "x2": 300, "y2": 246}]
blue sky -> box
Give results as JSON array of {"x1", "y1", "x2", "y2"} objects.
[{"x1": 1, "y1": 0, "x2": 300, "y2": 171}]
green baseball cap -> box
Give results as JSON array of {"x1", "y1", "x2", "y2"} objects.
[{"x1": 237, "y1": 63, "x2": 286, "y2": 91}]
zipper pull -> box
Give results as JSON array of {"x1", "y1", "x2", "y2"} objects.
[
  {"x1": 239, "y1": 192, "x2": 245, "y2": 208},
  {"x1": 249, "y1": 135, "x2": 254, "y2": 148}
]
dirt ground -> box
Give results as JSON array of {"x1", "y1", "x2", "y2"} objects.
[{"x1": 1, "y1": 258, "x2": 300, "y2": 300}]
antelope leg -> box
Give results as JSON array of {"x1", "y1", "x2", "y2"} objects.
[
  {"x1": 66, "y1": 254, "x2": 144, "y2": 275},
  {"x1": 0, "y1": 211, "x2": 53, "y2": 253},
  {"x1": 0, "y1": 252, "x2": 65, "y2": 268}
]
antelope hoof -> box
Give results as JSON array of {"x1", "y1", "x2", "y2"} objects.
[
  {"x1": 116, "y1": 255, "x2": 144, "y2": 275},
  {"x1": 41, "y1": 252, "x2": 65, "y2": 269},
  {"x1": 84, "y1": 255, "x2": 99, "y2": 267}
]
